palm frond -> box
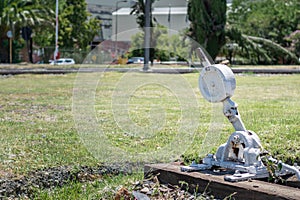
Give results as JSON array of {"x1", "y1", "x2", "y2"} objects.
[
  {"x1": 225, "y1": 27, "x2": 299, "y2": 64},
  {"x1": 246, "y1": 35, "x2": 299, "y2": 62}
]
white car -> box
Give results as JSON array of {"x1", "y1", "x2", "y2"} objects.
[
  {"x1": 127, "y1": 57, "x2": 144, "y2": 64},
  {"x1": 50, "y1": 58, "x2": 75, "y2": 65}
]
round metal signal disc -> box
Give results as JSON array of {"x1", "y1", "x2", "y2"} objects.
[
  {"x1": 6, "y1": 30, "x2": 12, "y2": 38},
  {"x1": 199, "y1": 64, "x2": 236, "y2": 103}
]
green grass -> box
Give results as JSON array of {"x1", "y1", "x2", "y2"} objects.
[
  {"x1": 0, "y1": 63, "x2": 190, "y2": 69},
  {"x1": 231, "y1": 65, "x2": 300, "y2": 69},
  {"x1": 1, "y1": 63, "x2": 299, "y2": 70},
  {"x1": 234, "y1": 74, "x2": 300, "y2": 162},
  {"x1": 0, "y1": 72, "x2": 299, "y2": 198},
  {"x1": 0, "y1": 74, "x2": 97, "y2": 174},
  {"x1": 33, "y1": 173, "x2": 142, "y2": 199}
]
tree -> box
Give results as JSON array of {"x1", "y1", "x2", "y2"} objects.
[
  {"x1": 223, "y1": 27, "x2": 298, "y2": 64},
  {"x1": 129, "y1": 26, "x2": 190, "y2": 62},
  {"x1": 286, "y1": 30, "x2": 300, "y2": 59},
  {"x1": 0, "y1": 0, "x2": 52, "y2": 62},
  {"x1": 32, "y1": 0, "x2": 100, "y2": 63},
  {"x1": 157, "y1": 28, "x2": 190, "y2": 61},
  {"x1": 0, "y1": 0, "x2": 100, "y2": 63},
  {"x1": 128, "y1": 25, "x2": 167, "y2": 61},
  {"x1": 226, "y1": 0, "x2": 300, "y2": 64},
  {"x1": 0, "y1": 0, "x2": 51, "y2": 30},
  {"x1": 130, "y1": 0, "x2": 156, "y2": 29},
  {"x1": 229, "y1": 0, "x2": 300, "y2": 46},
  {"x1": 187, "y1": 0, "x2": 227, "y2": 61},
  {"x1": 59, "y1": 0, "x2": 99, "y2": 49}
]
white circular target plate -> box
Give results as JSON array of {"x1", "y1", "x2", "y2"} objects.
[{"x1": 199, "y1": 64, "x2": 236, "y2": 103}]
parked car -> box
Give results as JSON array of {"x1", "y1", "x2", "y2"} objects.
[
  {"x1": 127, "y1": 57, "x2": 144, "y2": 64},
  {"x1": 49, "y1": 58, "x2": 75, "y2": 65}
]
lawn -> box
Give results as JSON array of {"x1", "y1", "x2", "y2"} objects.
[
  {"x1": 1, "y1": 63, "x2": 299, "y2": 70},
  {"x1": 0, "y1": 71, "x2": 299, "y2": 198}
]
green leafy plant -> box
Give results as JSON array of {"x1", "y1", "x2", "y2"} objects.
[{"x1": 261, "y1": 154, "x2": 284, "y2": 183}]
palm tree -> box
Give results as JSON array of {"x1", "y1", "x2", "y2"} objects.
[
  {"x1": 130, "y1": 0, "x2": 156, "y2": 29},
  {"x1": 224, "y1": 27, "x2": 299, "y2": 64},
  {"x1": 0, "y1": 0, "x2": 53, "y2": 63}
]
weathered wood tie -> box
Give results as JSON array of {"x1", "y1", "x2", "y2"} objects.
[{"x1": 145, "y1": 163, "x2": 300, "y2": 200}]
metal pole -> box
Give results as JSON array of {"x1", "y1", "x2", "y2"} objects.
[
  {"x1": 9, "y1": 38, "x2": 12, "y2": 64},
  {"x1": 115, "y1": 0, "x2": 127, "y2": 58},
  {"x1": 143, "y1": 0, "x2": 151, "y2": 71},
  {"x1": 54, "y1": 0, "x2": 59, "y2": 63},
  {"x1": 115, "y1": 2, "x2": 118, "y2": 56},
  {"x1": 168, "y1": 3, "x2": 171, "y2": 61}
]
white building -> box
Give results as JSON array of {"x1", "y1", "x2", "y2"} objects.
[
  {"x1": 87, "y1": 0, "x2": 232, "y2": 42},
  {"x1": 86, "y1": 0, "x2": 189, "y2": 42},
  {"x1": 112, "y1": 0, "x2": 188, "y2": 42}
]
